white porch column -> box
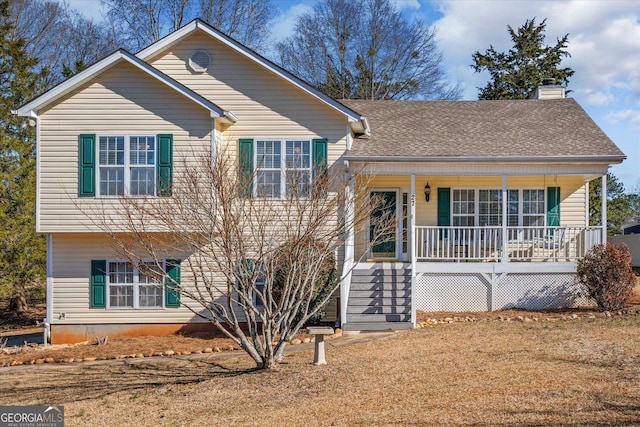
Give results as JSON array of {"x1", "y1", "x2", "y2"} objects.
[
  {"x1": 501, "y1": 175, "x2": 508, "y2": 263},
  {"x1": 410, "y1": 174, "x2": 416, "y2": 328},
  {"x1": 339, "y1": 173, "x2": 355, "y2": 327},
  {"x1": 601, "y1": 173, "x2": 607, "y2": 245}
]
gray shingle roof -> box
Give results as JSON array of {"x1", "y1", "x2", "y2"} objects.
[{"x1": 340, "y1": 98, "x2": 624, "y2": 160}]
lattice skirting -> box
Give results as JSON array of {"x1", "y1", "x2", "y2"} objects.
[{"x1": 415, "y1": 271, "x2": 594, "y2": 312}]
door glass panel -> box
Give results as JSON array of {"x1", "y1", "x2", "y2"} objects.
[{"x1": 370, "y1": 191, "x2": 397, "y2": 258}]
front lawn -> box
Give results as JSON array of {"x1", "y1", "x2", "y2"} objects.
[{"x1": 1, "y1": 314, "x2": 639, "y2": 426}]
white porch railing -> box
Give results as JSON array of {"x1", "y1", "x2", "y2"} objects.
[{"x1": 415, "y1": 226, "x2": 603, "y2": 262}]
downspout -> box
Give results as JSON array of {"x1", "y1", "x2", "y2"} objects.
[{"x1": 339, "y1": 162, "x2": 354, "y2": 328}]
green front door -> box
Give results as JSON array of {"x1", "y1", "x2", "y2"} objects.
[{"x1": 370, "y1": 191, "x2": 397, "y2": 258}]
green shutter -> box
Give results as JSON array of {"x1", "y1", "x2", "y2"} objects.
[
  {"x1": 437, "y1": 188, "x2": 451, "y2": 239},
  {"x1": 547, "y1": 186, "x2": 561, "y2": 227},
  {"x1": 156, "y1": 134, "x2": 173, "y2": 197},
  {"x1": 90, "y1": 260, "x2": 106, "y2": 308},
  {"x1": 78, "y1": 134, "x2": 96, "y2": 197},
  {"x1": 437, "y1": 188, "x2": 451, "y2": 226},
  {"x1": 238, "y1": 138, "x2": 254, "y2": 198},
  {"x1": 165, "y1": 259, "x2": 181, "y2": 308},
  {"x1": 312, "y1": 138, "x2": 328, "y2": 179}
]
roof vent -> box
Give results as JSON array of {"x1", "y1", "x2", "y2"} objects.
[
  {"x1": 188, "y1": 50, "x2": 211, "y2": 73},
  {"x1": 541, "y1": 78, "x2": 556, "y2": 86}
]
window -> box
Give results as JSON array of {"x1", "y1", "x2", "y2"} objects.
[
  {"x1": 107, "y1": 261, "x2": 164, "y2": 309},
  {"x1": 255, "y1": 139, "x2": 311, "y2": 198},
  {"x1": 522, "y1": 189, "x2": 545, "y2": 227},
  {"x1": 452, "y1": 189, "x2": 475, "y2": 226},
  {"x1": 253, "y1": 277, "x2": 265, "y2": 308},
  {"x1": 98, "y1": 135, "x2": 155, "y2": 196},
  {"x1": 452, "y1": 188, "x2": 545, "y2": 227}
]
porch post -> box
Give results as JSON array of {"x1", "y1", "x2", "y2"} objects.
[
  {"x1": 410, "y1": 174, "x2": 416, "y2": 328},
  {"x1": 339, "y1": 174, "x2": 355, "y2": 328},
  {"x1": 501, "y1": 175, "x2": 508, "y2": 263},
  {"x1": 601, "y1": 173, "x2": 607, "y2": 244}
]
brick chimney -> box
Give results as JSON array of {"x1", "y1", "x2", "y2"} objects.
[{"x1": 532, "y1": 78, "x2": 565, "y2": 99}]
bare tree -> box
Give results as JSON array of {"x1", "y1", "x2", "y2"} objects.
[
  {"x1": 276, "y1": 0, "x2": 461, "y2": 100},
  {"x1": 101, "y1": 0, "x2": 274, "y2": 52},
  {"x1": 102, "y1": 0, "x2": 167, "y2": 51},
  {"x1": 90, "y1": 143, "x2": 392, "y2": 370},
  {"x1": 197, "y1": 0, "x2": 275, "y2": 51},
  {"x1": 9, "y1": 0, "x2": 119, "y2": 86}
]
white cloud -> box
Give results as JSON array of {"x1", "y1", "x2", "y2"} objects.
[
  {"x1": 605, "y1": 109, "x2": 640, "y2": 126},
  {"x1": 391, "y1": 0, "x2": 421, "y2": 11},
  {"x1": 269, "y1": 3, "x2": 315, "y2": 44},
  {"x1": 432, "y1": 0, "x2": 640, "y2": 105}
]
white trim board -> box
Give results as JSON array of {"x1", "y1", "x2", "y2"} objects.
[
  {"x1": 136, "y1": 19, "x2": 369, "y2": 135},
  {"x1": 16, "y1": 50, "x2": 234, "y2": 123}
]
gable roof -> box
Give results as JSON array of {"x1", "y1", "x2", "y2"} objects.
[
  {"x1": 16, "y1": 49, "x2": 237, "y2": 123},
  {"x1": 341, "y1": 98, "x2": 625, "y2": 163},
  {"x1": 136, "y1": 19, "x2": 369, "y2": 135}
]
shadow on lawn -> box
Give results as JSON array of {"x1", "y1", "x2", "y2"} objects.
[{"x1": 0, "y1": 357, "x2": 253, "y2": 405}]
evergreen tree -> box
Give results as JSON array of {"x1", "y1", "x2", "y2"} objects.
[
  {"x1": 471, "y1": 18, "x2": 574, "y2": 100},
  {"x1": 0, "y1": 0, "x2": 47, "y2": 311},
  {"x1": 589, "y1": 173, "x2": 640, "y2": 236}
]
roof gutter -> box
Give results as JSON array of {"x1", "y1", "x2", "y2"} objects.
[{"x1": 344, "y1": 155, "x2": 626, "y2": 164}]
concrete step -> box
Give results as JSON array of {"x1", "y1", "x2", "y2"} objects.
[
  {"x1": 346, "y1": 313, "x2": 412, "y2": 323},
  {"x1": 347, "y1": 296, "x2": 412, "y2": 307},
  {"x1": 342, "y1": 321, "x2": 413, "y2": 331}
]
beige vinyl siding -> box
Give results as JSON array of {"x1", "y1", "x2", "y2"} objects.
[
  {"x1": 355, "y1": 175, "x2": 588, "y2": 259},
  {"x1": 38, "y1": 62, "x2": 212, "y2": 232},
  {"x1": 146, "y1": 31, "x2": 349, "y2": 165},
  {"x1": 50, "y1": 233, "x2": 202, "y2": 324}
]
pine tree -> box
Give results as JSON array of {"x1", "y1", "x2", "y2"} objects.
[
  {"x1": 0, "y1": 0, "x2": 47, "y2": 311},
  {"x1": 471, "y1": 18, "x2": 574, "y2": 100}
]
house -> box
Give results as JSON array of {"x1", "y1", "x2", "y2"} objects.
[
  {"x1": 610, "y1": 218, "x2": 640, "y2": 267},
  {"x1": 16, "y1": 20, "x2": 624, "y2": 343}
]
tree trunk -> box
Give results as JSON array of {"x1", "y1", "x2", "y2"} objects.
[{"x1": 9, "y1": 286, "x2": 28, "y2": 313}]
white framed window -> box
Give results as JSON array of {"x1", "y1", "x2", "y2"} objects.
[
  {"x1": 452, "y1": 188, "x2": 545, "y2": 227},
  {"x1": 522, "y1": 189, "x2": 545, "y2": 226},
  {"x1": 452, "y1": 189, "x2": 475, "y2": 226},
  {"x1": 255, "y1": 139, "x2": 311, "y2": 198},
  {"x1": 107, "y1": 261, "x2": 164, "y2": 309},
  {"x1": 98, "y1": 134, "x2": 156, "y2": 197}
]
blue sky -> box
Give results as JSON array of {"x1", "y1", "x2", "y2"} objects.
[{"x1": 68, "y1": 0, "x2": 640, "y2": 192}]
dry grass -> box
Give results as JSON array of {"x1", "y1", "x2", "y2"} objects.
[{"x1": 1, "y1": 316, "x2": 639, "y2": 426}]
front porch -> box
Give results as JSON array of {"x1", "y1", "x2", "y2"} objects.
[{"x1": 340, "y1": 171, "x2": 609, "y2": 331}]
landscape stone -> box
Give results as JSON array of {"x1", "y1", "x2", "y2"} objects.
[
  {"x1": 164, "y1": 350, "x2": 175, "y2": 356},
  {"x1": 302, "y1": 338, "x2": 311, "y2": 344},
  {"x1": 291, "y1": 339, "x2": 302, "y2": 345},
  {"x1": 203, "y1": 348, "x2": 213, "y2": 353}
]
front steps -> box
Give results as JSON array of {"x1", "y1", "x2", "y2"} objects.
[{"x1": 342, "y1": 262, "x2": 413, "y2": 331}]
